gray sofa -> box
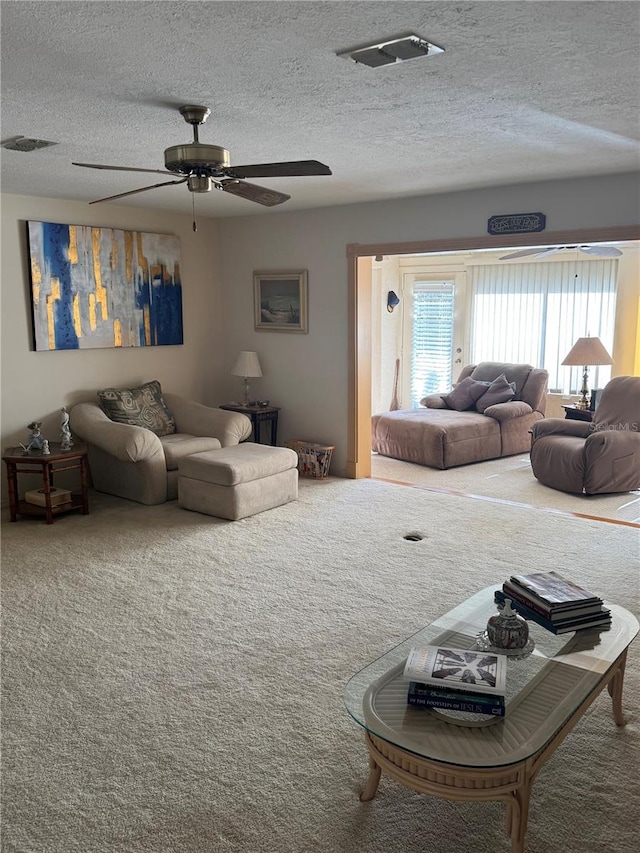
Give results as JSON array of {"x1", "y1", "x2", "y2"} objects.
[
  {"x1": 70, "y1": 391, "x2": 251, "y2": 505},
  {"x1": 371, "y1": 362, "x2": 548, "y2": 470}
]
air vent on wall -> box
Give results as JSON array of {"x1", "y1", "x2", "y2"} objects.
[
  {"x1": 337, "y1": 34, "x2": 445, "y2": 68},
  {"x1": 1, "y1": 136, "x2": 58, "y2": 152}
]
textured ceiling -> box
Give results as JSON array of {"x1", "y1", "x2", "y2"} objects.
[{"x1": 1, "y1": 1, "x2": 639, "y2": 218}]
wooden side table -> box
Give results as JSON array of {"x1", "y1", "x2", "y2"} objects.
[
  {"x1": 562, "y1": 405, "x2": 594, "y2": 422},
  {"x1": 2, "y1": 443, "x2": 90, "y2": 524},
  {"x1": 219, "y1": 404, "x2": 280, "y2": 446}
]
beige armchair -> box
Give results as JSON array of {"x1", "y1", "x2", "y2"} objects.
[
  {"x1": 530, "y1": 376, "x2": 640, "y2": 495},
  {"x1": 70, "y1": 391, "x2": 252, "y2": 505}
]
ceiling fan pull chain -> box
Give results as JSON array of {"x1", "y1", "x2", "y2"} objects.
[{"x1": 192, "y1": 192, "x2": 197, "y2": 232}]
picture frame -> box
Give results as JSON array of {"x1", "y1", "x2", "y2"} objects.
[{"x1": 254, "y1": 270, "x2": 308, "y2": 333}]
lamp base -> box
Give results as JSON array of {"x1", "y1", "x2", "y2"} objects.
[{"x1": 575, "y1": 366, "x2": 590, "y2": 410}]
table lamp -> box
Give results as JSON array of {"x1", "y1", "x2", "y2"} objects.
[
  {"x1": 232, "y1": 351, "x2": 262, "y2": 405},
  {"x1": 562, "y1": 336, "x2": 612, "y2": 410}
]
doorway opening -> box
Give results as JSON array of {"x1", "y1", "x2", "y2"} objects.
[{"x1": 347, "y1": 226, "x2": 640, "y2": 479}]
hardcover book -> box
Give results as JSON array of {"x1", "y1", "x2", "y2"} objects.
[
  {"x1": 509, "y1": 571, "x2": 600, "y2": 607},
  {"x1": 502, "y1": 582, "x2": 605, "y2": 620},
  {"x1": 408, "y1": 681, "x2": 506, "y2": 708},
  {"x1": 403, "y1": 645, "x2": 507, "y2": 696},
  {"x1": 494, "y1": 591, "x2": 611, "y2": 634},
  {"x1": 407, "y1": 689, "x2": 506, "y2": 716}
]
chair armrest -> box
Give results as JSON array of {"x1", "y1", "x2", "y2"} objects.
[
  {"x1": 584, "y1": 429, "x2": 640, "y2": 493},
  {"x1": 164, "y1": 393, "x2": 252, "y2": 446},
  {"x1": 530, "y1": 418, "x2": 592, "y2": 440},
  {"x1": 420, "y1": 394, "x2": 449, "y2": 409},
  {"x1": 483, "y1": 401, "x2": 533, "y2": 422},
  {"x1": 70, "y1": 403, "x2": 162, "y2": 462},
  {"x1": 585, "y1": 428, "x2": 640, "y2": 459}
]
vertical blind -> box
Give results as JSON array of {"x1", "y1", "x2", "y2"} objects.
[
  {"x1": 470, "y1": 260, "x2": 618, "y2": 393},
  {"x1": 410, "y1": 282, "x2": 455, "y2": 407}
]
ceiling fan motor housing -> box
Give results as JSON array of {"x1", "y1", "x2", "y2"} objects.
[{"x1": 164, "y1": 143, "x2": 230, "y2": 175}]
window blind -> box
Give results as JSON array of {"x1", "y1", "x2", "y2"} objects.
[
  {"x1": 470, "y1": 260, "x2": 617, "y2": 393},
  {"x1": 410, "y1": 282, "x2": 455, "y2": 407}
]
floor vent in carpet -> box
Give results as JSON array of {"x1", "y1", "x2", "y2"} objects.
[{"x1": 404, "y1": 531, "x2": 425, "y2": 541}]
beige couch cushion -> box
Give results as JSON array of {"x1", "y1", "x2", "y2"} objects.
[
  {"x1": 180, "y1": 444, "x2": 298, "y2": 486},
  {"x1": 161, "y1": 435, "x2": 222, "y2": 470}
]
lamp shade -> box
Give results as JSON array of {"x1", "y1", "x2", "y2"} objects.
[
  {"x1": 561, "y1": 336, "x2": 613, "y2": 366},
  {"x1": 232, "y1": 351, "x2": 262, "y2": 378}
]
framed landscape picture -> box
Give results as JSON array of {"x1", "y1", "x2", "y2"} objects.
[
  {"x1": 254, "y1": 270, "x2": 308, "y2": 333},
  {"x1": 26, "y1": 220, "x2": 183, "y2": 351}
]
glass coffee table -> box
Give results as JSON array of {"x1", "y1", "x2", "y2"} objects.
[{"x1": 344, "y1": 585, "x2": 638, "y2": 853}]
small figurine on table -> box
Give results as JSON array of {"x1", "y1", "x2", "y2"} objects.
[
  {"x1": 25, "y1": 422, "x2": 47, "y2": 453},
  {"x1": 60, "y1": 406, "x2": 73, "y2": 451},
  {"x1": 41, "y1": 439, "x2": 51, "y2": 455}
]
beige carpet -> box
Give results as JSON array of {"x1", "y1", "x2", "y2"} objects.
[
  {"x1": 371, "y1": 452, "x2": 640, "y2": 525},
  {"x1": 2, "y1": 478, "x2": 639, "y2": 853}
]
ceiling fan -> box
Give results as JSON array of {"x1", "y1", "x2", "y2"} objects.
[
  {"x1": 73, "y1": 105, "x2": 332, "y2": 207},
  {"x1": 499, "y1": 244, "x2": 622, "y2": 261}
]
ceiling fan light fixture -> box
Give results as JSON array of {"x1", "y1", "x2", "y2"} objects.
[
  {"x1": 338, "y1": 34, "x2": 444, "y2": 68},
  {"x1": 187, "y1": 175, "x2": 212, "y2": 193}
]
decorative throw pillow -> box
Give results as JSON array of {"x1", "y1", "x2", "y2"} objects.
[
  {"x1": 442, "y1": 377, "x2": 492, "y2": 411},
  {"x1": 98, "y1": 380, "x2": 176, "y2": 436},
  {"x1": 475, "y1": 374, "x2": 516, "y2": 413}
]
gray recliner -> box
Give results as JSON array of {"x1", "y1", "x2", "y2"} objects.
[
  {"x1": 530, "y1": 376, "x2": 640, "y2": 495},
  {"x1": 70, "y1": 393, "x2": 252, "y2": 505}
]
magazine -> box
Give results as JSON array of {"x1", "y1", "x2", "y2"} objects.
[
  {"x1": 403, "y1": 645, "x2": 507, "y2": 696},
  {"x1": 509, "y1": 571, "x2": 600, "y2": 607}
]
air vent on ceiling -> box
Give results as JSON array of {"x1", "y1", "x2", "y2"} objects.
[
  {"x1": 337, "y1": 34, "x2": 445, "y2": 68},
  {"x1": 1, "y1": 136, "x2": 58, "y2": 152}
]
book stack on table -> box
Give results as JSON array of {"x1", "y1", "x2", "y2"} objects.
[
  {"x1": 403, "y1": 645, "x2": 507, "y2": 717},
  {"x1": 495, "y1": 570, "x2": 611, "y2": 635}
]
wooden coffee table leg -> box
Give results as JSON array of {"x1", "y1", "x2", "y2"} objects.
[
  {"x1": 508, "y1": 779, "x2": 533, "y2": 853},
  {"x1": 360, "y1": 751, "x2": 382, "y2": 802},
  {"x1": 607, "y1": 651, "x2": 628, "y2": 726}
]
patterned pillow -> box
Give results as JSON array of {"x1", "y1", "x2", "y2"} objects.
[{"x1": 98, "y1": 380, "x2": 176, "y2": 436}]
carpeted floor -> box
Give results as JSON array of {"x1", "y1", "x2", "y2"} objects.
[
  {"x1": 1, "y1": 478, "x2": 639, "y2": 853},
  {"x1": 371, "y1": 452, "x2": 640, "y2": 525}
]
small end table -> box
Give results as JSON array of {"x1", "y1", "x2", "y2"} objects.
[
  {"x1": 219, "y1": 404, "x2": 280, "y2": 446},
  {"x1": 562, "y1": 405, "x2": 594, "y2": 422},
  {"x1": 2, "y1": 443, "x2": 90, "y2": 524}
]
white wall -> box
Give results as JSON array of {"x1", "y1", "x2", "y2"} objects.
[
  {"x1": 0, "y1": 194, "x2": 223, "y2": 498},
  {"x1": 217, "y1": 172, "x2": 640, "y2": 474},
  {"x1": 2, "y1": 173, "x2": 639, "y2": 494}
]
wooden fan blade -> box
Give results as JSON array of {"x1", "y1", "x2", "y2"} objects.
[
  {"x1": 74, "y1": 162, "x2": 175, "y2": 176},
  {"x1": 89, "y1": 178, "x2": 188, "y2": 204},
  {"x1": 220, "y1": 180, "x2": 291, "y2": 206},
  {"x1": 226, "y1": 160, "x2": 332, "y2": 179}
]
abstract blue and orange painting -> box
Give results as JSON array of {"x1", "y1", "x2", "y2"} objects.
[{"x1": 27, "y1": 221, "x2": 183, "y2": 351}]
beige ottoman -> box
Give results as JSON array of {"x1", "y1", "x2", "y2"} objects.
[{"x1": 178, "y1": 443, "x2": 298, "y2": 520}]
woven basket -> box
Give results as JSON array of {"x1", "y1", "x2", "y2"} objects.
[{"x1": 286, "y1": 440, "x2": 334, "y2": 479}]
